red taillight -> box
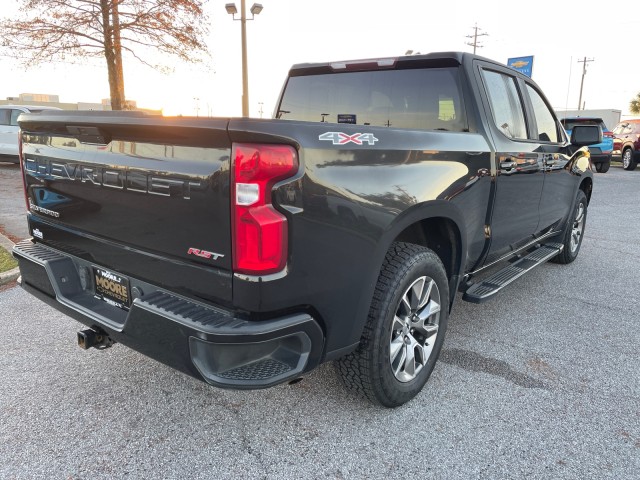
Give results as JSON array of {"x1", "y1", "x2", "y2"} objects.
[
  {"x1": 18, "y1": 131, "x2": 29, "y2": 211},
  {"x1": 232, "y1": 143, "x2": 298, "y2": 275},
  {"x1": 603, "y1": 131, "x2": 614, "y2": 138}
]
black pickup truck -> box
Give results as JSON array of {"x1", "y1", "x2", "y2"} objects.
[{"x1": 13, "y1": 52, "x2": 597, "y2": 407}]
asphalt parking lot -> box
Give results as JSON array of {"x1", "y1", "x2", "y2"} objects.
[{"x1": 0, "y1": 161, "x2": 639, "y2": 479}]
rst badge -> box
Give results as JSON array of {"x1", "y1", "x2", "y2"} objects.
[
  {"x1": 319, "y1": 132, "x2": 379, "y2": 146},
  {"x1": 187, "y1": 248, "x2": 225, "y2": 261}
]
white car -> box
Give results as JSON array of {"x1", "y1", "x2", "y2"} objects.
[{"x1": 0, "y1": 105, "x2": 62, "y2": 163}]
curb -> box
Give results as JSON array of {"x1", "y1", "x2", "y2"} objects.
[{"x1": 0, "y1": 233, "x2": 19, "y2": 286}]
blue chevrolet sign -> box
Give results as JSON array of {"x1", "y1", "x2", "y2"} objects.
[{"x1": 507, "y1": 56, "x2": 534, "y2": 77}]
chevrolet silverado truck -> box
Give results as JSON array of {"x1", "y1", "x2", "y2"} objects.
[{"x1": 13, "y1": 52, "x2": 597, "y2": 407}]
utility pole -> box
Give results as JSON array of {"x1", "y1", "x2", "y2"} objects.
[
  {"x1": 466, "y1": 23, "x2": 488, "y2": 54},
  {"x1": 577, "y1": 57, "x2": 594, "y2": 111}
]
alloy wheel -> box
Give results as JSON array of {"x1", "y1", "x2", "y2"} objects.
[
  {"x1": 389, "y1": 276, "x2": 441, "y2": 382},
  {"x1": 570, "y1": 202, "x2": 586, "y2": 253}
]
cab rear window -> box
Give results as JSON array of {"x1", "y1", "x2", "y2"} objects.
[{"x1": 278, "y1": 67, "x2": 467, "y2": 132}]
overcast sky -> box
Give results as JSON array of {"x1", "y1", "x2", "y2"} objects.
[{"x1": 3, "y1": 0, "x2": 639, "y2": 122}]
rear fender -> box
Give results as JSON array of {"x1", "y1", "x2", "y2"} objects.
[{"x1": 346, "y1": 201, "x2": 467, "y2": 349}]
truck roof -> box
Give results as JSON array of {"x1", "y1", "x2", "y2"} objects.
[{"x1": 288, "y1": 51, "x2": 499, "y2": 76}]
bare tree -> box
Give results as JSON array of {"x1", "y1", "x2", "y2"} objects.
[
  {"x1": 630, "y1": 92, "x2": 640, "y2": 115},
  {"x1": 0, "y1": 0, "x2": 210, "y2": 110}
]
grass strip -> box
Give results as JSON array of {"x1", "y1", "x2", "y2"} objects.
[{"x1": 0, "y1": 247, "x2": 18, "y2": 273}]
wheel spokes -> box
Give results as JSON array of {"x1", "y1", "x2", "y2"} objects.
[
  {"x1": 409, "y1": 277, "x2": 425, "y2": 309},
  {"x1": 392, "y1": 347, "x2": 407, "y2": 377},
  {"x1": 389, "y1": 275, "x2": 441, "y2": 383},
  {"x1": 417, "y1": 298, "x2": 441, "y2": 326},
  {"x1": 571, "y1": 203, "x2": 585, "y2": 252},
  {"x1": 422, "y1": 325, "x2": 438, "y2": 358},
  {"x1": 417, "y1": 279, "x2": 433, "y2": 309},
  {"x1": 423, "y1": 323, "x2": 439, "y2": 341},
  {"x1": 403, "y1": 341, "x2": 417, "y2": 377},
  {"x1": 390, "y1": 336, "x2": 404, "y2": 365},
  {"x1": 399, "y1": 295, "x2": 412, "y2": 317},
  {"x1": 575, "y1": 204, "x2": 584, "y2": 225},
  {"x1": 392, "y1": 315, "x2": 404, "y2": 332}
]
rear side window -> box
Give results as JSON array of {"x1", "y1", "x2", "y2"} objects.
[
  {"x1": 278, "y1": 67, "x2": 467, "y2": 132},
  {"x1": 10, "y1": 109, "x2": 22, "y2": 126},
  {"x1": 0, "y1": 109, "x2": 9, "y2": 126},
  {"x1": 526, "y1": 85, "x2": 559, "y2": 142},
  {"x1": 481, "y1": 70, "x2": 527, "y2": 140}
]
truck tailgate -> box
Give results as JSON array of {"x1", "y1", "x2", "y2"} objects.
[{"x1": 19, "y1": 112, "x2": 233, "y2": 305}]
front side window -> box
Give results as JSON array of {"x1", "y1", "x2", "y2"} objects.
[
  {"x1": 278, "y1": 67, "x2": 467, "y2": 132},
  {"x1": 526, "y1": 85, "x2": 559, "y2": 142},
  {"x1": 481, "y1": 70, "x2": 527, "y2": 140},
  {"x1": 613, "y1": 123, "x2": 627, "y2": 135}
]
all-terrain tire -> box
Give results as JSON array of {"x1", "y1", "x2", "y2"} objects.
[{"x1": 336, "y1": 242, "x2": 449, "y2": 407}]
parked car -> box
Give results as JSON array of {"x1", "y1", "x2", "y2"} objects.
[
  {"x1": 612, "y1": 119, "x2": 640, "y2": 170},
  {"x1": 560, "y1": 117, "x2": 613, "y2": 173},
  {"x1": 0, "y1": 105, "x2": 62, "y2": 163}
]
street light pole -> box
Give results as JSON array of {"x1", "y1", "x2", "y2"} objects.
[
  {"x1": 240, "y1": 0, "x2": 249, "y2": 117},
  {"x1": 226, "y1": 2, "x2": 263, "y2": 117}
]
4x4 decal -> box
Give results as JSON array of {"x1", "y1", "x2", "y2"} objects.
[{"x1": 319, "y1": 132, "x2": 379, "y2": 146}]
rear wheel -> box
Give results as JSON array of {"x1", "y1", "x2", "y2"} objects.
[
  {"x1": 552, "y1": 189, "x2": 588, "y2": 264},
  {"x1": 622, "y1": 148, "x2": 637, "y2": 170},
  {"x1": 599, "y1": 161, "x2": 610, "y2": 173},
  {"x1": 336, "y1": 242, "x2": 449, "y2": 407},
  {"x1": 595, "y1": 162, "x2": 603, "y2": 173}
]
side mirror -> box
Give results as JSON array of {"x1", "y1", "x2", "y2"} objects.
[{"x1": 570, "y1": 124, "x2": 602, "y2": 146}]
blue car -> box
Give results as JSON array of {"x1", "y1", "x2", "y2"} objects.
[{"x1": 560, "y1": 117, "x2": 613, "y2": 173}]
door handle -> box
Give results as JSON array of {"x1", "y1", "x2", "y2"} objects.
[{"x1": 500, "y1": 160, "x2": 516, "y2": 169}]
